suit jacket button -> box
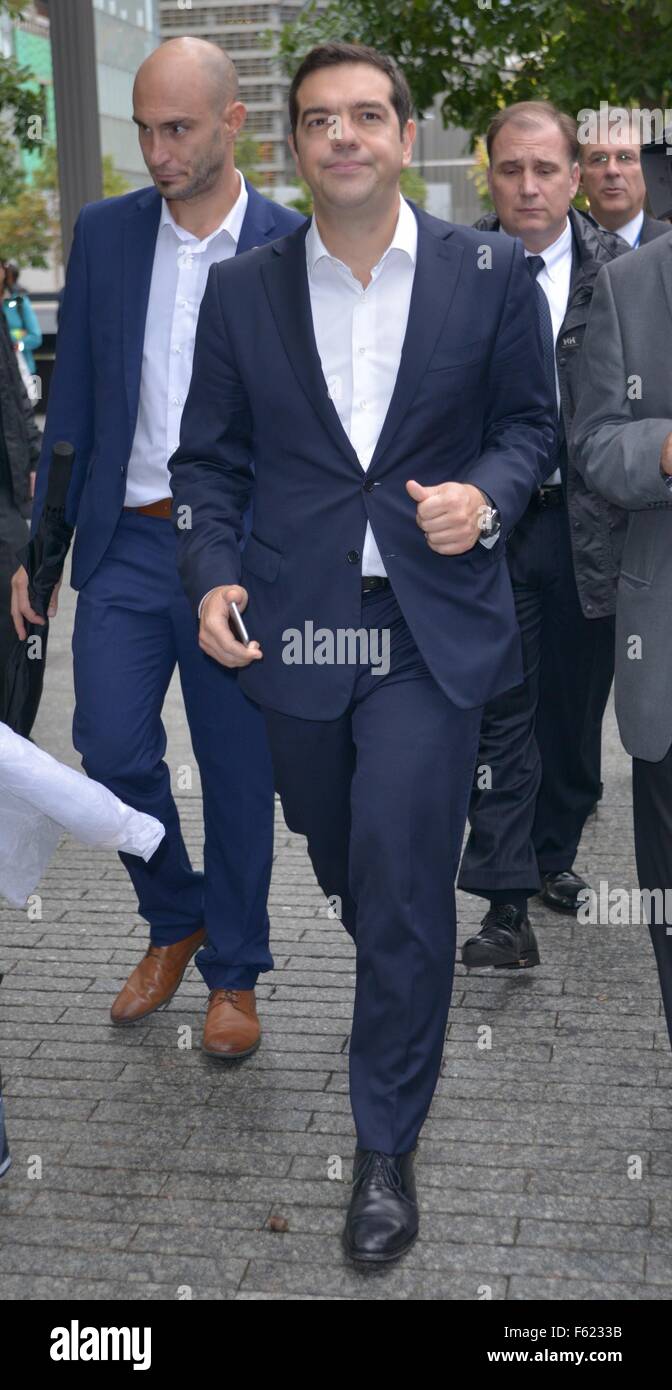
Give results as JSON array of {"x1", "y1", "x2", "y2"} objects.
[
  {"x1": 346, "y1": 550, "x2": 360, "y2": 564},
  {"x1": 363, "y1": 479, "x2": 375, "y2": 492}
]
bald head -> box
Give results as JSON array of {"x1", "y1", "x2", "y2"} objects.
[
  {"x1": 135, "y1": 37, "x2": 239, "y2": 112},
  {"x1": 132, "y1": 37, "x2": 245, "y2": 205}
]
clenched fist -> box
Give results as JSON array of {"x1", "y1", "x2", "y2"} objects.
[{"x1": 406, "y1": 479, "x2": 489, "y2": 555}]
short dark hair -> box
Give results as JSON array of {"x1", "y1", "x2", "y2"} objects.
[
  {"x1": 288, "y1": 41, "x2": 413, "y2": 141},
  {"x1": 487, "y1": 101, "x2": 579, "y2": 165}
]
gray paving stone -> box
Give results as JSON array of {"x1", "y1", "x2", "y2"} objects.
[
  {"x1": 237, "y1": 1260, "x2": 509, "y2": 1299},
  {"x1": 516, "y1": 1219, "x2": 655, "y2": 1253},
  {"x1": 0, "y1": 1275, "x2": 136, "y2": 1301},
  {"x1": 507, "y1": 1276, "x2": 668, "y2": 1300},
  {"x1": 0, "y1": 1213, "x2": 137, "y2": 1250},
  {"x1": 29, "y1": 1191, "x2": 273, "y2": 1228},
  {"x1": 0, "y1": 1243, "x2": 248, "y2": 1288},
  {"x1": 2, "y1": 568, "x2": 670, "y2": 1301}
]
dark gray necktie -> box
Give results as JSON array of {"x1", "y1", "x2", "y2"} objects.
[
  {"x1": 525, "y1": 254, "x2": 556, "y2": 405},
  {"x1": 526, "y1": 253, "x2": 563, "y2": 472}
]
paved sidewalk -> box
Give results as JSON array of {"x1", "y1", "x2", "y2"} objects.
[{"x1": 1, "y1": 561, "x2": 671, "y2": 1301}]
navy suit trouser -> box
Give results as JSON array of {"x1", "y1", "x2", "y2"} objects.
[
  {"x1": 458, "y1": 498, "x2": 615, "y2": 898},
  {"x1": 262, "y1": 587, "x2": 483, "y2": 1155},
  {"x1": 71, "y1": 511, "x2": 275, "y2": 989}
]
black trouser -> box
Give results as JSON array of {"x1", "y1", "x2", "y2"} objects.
[
  {"x1": 458, "y1": 494, "x2": 615, "y2": 899},
  {"x1": 633, "y1": 743, "x2": 672, "y2": 1050},
  {"x1": 0, "y1": 488, "x2": 28, "y2": 723}
]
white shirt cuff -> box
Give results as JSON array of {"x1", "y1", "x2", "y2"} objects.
[{"x1": 198, "y1": 587, "x2": 220, "y2": 619}]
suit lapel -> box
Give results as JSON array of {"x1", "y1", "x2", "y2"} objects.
[
  {"x1": 659, "y1": 236, "x2": 672, "y2": 328},
  {"x1": 122, "y1": 188, "x2": 161, "y2": 440},
  {"x1": 260, "y1": 206, "x2": 463, "y2": 475},
  {"x1": 368, "y1": 212, "x2": 462, "y2": 473},
  {"x1": 261, "y1": 220, "x2": 363, "y2": 473}
]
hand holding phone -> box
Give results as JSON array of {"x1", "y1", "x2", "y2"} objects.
[{"x1": 198, "y1": 585, "x2": 262, "y2": 669}]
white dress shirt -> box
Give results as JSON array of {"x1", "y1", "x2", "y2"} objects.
[
  {"x1": 305, "y1": 194, "x2": 418, "y2": 576},
  {"x1": 124, "y1": 170, "x2": 248, "y2": 507},
  {"x1": 603, "y1": 208, "x2": 644, "y2": 248},
  {"x1": 524, "y1": 217, "x2": 573, "y2": 484}
]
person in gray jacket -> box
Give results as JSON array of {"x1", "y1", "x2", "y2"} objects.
[{"x1": 572, "y1": 225, "x2": 672, "y2": 1052}]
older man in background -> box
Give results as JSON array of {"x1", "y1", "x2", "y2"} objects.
[{"x1": 579, "y1": 111, "x2": 670, "y2": 246}]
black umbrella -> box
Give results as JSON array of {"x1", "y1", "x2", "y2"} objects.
[{"x1": 3, "y1": 442, "x2": 75, "y2": 737}]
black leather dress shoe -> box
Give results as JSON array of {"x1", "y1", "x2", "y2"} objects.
[
  {"x1": 461, "y1": 904, "x2": 540, "y2": 969},
  {"x1": 540, "y1": 871, "x2": 589, "y2": 915},
  {"x1": 343, "y1": 1149, "x2": 418, "y2": 1264}
]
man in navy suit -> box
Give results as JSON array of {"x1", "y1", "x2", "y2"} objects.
[
  {"x1": 11, "y1": 38, "x2": 303, "y2": 1053},
  {"x1": 170, "y1": 41, "x2": 555, "y2": 1263}
]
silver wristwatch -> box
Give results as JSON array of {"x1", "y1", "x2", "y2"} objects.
[{"x1": 478, "y1": 502, "x2": 502, "y2": 538}]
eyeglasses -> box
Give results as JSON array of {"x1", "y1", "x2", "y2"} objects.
[{"x1": 585, "y1": 152, "x2": 639, "y2": 166}]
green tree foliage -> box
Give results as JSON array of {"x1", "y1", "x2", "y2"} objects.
[
  {"x1": 235, "y1": 131, "x2": 272, "y2": 188},
  {"x1": 280, "y1": 0, "x2": 672, "y2": 143},
  {"x1": 0, "y1": 0, "x2": 47, "y2": 150}
]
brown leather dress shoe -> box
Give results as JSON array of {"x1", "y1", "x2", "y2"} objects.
[
  {"x1": 110, "y1": 926, "x2": 206, "y2": 1025},
  {"x1": 203, "y1": 988, "x2": 261, "y2": 1059}
]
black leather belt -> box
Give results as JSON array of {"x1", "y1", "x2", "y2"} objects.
[
  {"x1": 361, "y1": 576, "x2": 390, "y2": 593},
  {"x1": 528, "y1": 484, "x2": 564, "y2": 511}
]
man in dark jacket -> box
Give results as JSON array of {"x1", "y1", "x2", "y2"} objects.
[
  {"x1": 458, "y1": 101, "x2": 630, "y2": 969},
  {"x1": 0, "y1": 260, "x2": 40, "y2": 721}
]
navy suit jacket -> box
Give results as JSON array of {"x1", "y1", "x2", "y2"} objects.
[
  {"x1": 31, "y1": 181, "x2": 304, "y2": 588},
  {"x1": 169, "y1": 206, "x2": 556, "y2": 718}
]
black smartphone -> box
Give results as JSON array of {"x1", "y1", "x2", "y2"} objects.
[{"x1": 229, "y1": 599, "x2": 251, "y2": 647}]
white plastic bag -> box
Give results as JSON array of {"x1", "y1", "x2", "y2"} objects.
[{"x1": 0, "y1": 722, "x2": 165, "y2": 907}]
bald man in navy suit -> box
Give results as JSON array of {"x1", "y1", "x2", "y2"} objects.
[{"x1": 12, "y1": 39, "x2": 303, "y2": 1054}]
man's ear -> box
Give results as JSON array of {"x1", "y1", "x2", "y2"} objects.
[
  {"x1": 224, "y1": 100, "x2": 247, "y2": 142},
  {"x1": 401, "y1": 118, "x2": 416, "y2": 169}
]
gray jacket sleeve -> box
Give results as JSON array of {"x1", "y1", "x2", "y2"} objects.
[{"x1": 571, "y1": 263, "x2": 672, "y2": 510}]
